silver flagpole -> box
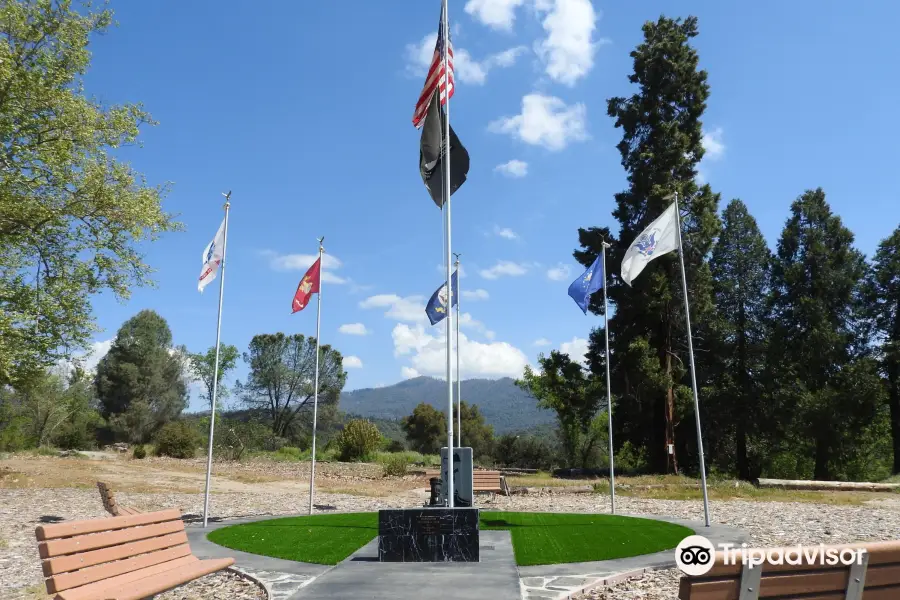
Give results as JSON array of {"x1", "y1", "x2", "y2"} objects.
[
  {"x1": 601, "y1": 241, "x2": 615, "y2": 514},
  {"x1": 203, "y1": 191, "x2": 231, "y2": 529},
  {"x1": 454, "y1": 253, "x2": 461, "y2": 448},
  {"x1": 441, "y1": 0, "x2": 454, "y2": 508},
  {"x1": 309, "y1": 237, "x2": 325, "y2": 515},
  {"x1": 672, "y1": 192, "x2": 711, "y2": 527}
]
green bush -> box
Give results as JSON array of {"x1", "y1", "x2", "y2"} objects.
[
  {"x1": 335, "y1": 419, "x2": 381, "y2": 462},
  {"x1": 385, "y1": 439, "x2": 405, "y2": 452},
  {"x1": 133, "y1": 444, "x2": 147, "y2": 459},
  {"x1": 155, "y1": 422, "x2": 200, "y2": 459},
  {"x1": 382, "y1": 454, "x2": 409, "y2": 477}
]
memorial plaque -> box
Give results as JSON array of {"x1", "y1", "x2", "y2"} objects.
[
  {"x1": 378, "y1": 508, "x2": 479, "y2": 562},
  {"x1": 440, "y1": 447, "x2": 473, "y2": 507}
]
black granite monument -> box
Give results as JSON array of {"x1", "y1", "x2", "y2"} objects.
[{"x1": 378, "y1": 508, "x2": 479, "y2": 562}]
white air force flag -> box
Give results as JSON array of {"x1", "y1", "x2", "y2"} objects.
[
  {"x1": 198, "y1": 218, "x2": 226, "y2": 293},
  {"x1": 621, "y1": 202, "x2": 680, "y2": 286}
]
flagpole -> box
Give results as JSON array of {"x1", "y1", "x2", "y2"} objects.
[
  {"x1": 203, "y1": 191, "x2": 231, "y2": 529},
  {"x1": 601, "y1": 241, "x2": 615, "y2": 515},
  {"x1": 673, "y1": 192, "x2": 711, "y2": 528},
  {"x1": 454, "y1": 253, "x2": 461, "y2": 448},
  {"x1": 441, "y1": 0, "x2": 455, "y2": 508},
  {"x1": 309, "y1": 237, "x2": 324, "y2": 516}
]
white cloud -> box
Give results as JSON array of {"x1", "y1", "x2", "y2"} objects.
[
  {"x1": 359, "y1": 294, "x2": 427, "y2": 323},
  {"x1": 479, "y1": 260, "x2": 530, "y2": 279},
  {"x1": 533, "y1": 338, "x2": 552, "y2": 347},
  {"x1": 493, "y1": 225, "x2": 519, "y2": 240},
  {"x1": 401, "y1": 366, "x2": 421, "y2": 379},
  {"x1": 462, "y1": 289, "x2": 490, "y2": 301},
  {"x1": 261, "y1": 251, "x2": 347, "y2": 284},
  {"x1": 494, "y1": 159, "x2": 529, "y2": 178},
  {"x1": 405, "y1": 33, "x2": 526, "y2": 85},
  {"x1": 701, "y1": 127, "x2": 725, "y2": 160},
  {"x1": 533, "y1": 0, "x2": 605, "y2": 86},
  {"x1": 489, "y1": 94, "x2": 588, "y2": 151},
  {"x1": 465, "y1": 0, "x2": 527, "y2": 31},
  {"x1": 338, "y1": 323, "x2": 370, "y2": 336},
  {"x1": 343, "y1": 355, "x2": 363, "y2": 369},
  {"x1": 560, "y1": 336, "x2": 589, "y2": 366},
  {"x1": 546, "y1": 263, "x2": 571, "y2": 281},
  {"x1": 392, "y1": 323, "x2": 529, "y2": 379},
  {"x1": 58, "y1": 339, "x2": 113, "y2": 376}
]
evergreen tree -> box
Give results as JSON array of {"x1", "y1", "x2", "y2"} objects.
[
  {"x1": 574, "y1": 16, "x2": 720, "y2": 473},
  {"x1": 94, "y1": 310, "x2": 188, "y2": 442},
  {"x1": 707, "y1": 200, "x2": 771, "y2": 479},
  {"x1": 767, "y1": 189, "x2": 881, "y2": 479},
  {"x1": 865, "y1": 227, "x2": 900, "y2": 473}
]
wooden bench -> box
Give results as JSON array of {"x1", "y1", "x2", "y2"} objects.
[
  {"x1": 34, "y1": 509, "x2": 234, "y2": 600},
  {"x1": 97, "y1": 482, "x2": 141, "y2": 517},
  {"x1": 424, "y1": 469, "x2": 509, "y2": 499},
  {"x1": 678, "y1": 540, "x2": 900, "y2": 600}
]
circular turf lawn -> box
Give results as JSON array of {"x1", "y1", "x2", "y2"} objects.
[{"x1": 207, "y1": 511, "x2": 693, "y2": 567}]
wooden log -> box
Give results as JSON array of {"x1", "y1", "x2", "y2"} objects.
[{"x1": 756, "y1": 478, "x2": 900, "y2": 492}]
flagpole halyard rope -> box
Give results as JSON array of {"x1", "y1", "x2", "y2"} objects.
[{"x1": 309, "y1": 237, "x2": 324, "y2": 516}]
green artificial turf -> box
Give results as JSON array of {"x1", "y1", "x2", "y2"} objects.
[{"x1": 207, "y1": 511, "x2": 692, "y2": 567}]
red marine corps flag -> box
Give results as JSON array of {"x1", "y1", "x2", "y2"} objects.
[{"x1": 291, "y1": 257, "x2": 321, "y2": 313}]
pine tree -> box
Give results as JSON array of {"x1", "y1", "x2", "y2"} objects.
[
  {"x1": 94, "y1": 310, "x2": 188, "y2": 442},
  {"x1": 767, "y1": 189, "x2": 881, "y2": 479},
  {"x1": 708, "y1": 200, "x2": 771, "y2": 479},
  {"x1": 574, "y1": 16, "x2": 720, "y2": 473},
  {"x1": 865, "y1": 227, "x2": 900, "y2": 473}
]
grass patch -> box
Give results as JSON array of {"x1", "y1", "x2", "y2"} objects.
[
  {"x1": 207, "y1": 511, "x2": 691, "y2": 566},
  {"x1": 208, "y1": 513, "x2": 379, "y2": 565}
]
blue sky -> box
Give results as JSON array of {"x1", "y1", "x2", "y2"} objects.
[{"x1": 76, "y1": 0, "x2": 900, "y2": 410}]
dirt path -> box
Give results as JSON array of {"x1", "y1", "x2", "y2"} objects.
[{"x1": 0, "y1": 453, "x2": 425, "y2": 497}]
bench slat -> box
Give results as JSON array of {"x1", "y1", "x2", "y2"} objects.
[
  {"x1": 48, "y1": 545, "x2": 193, "y2": 593},
  {"x1": 55, "y1": 555, "x2": 199, "y2": 600},
  {"x1": 702, "y1": 542, "x2": 900, "y2": 577},
  {"x1": 93, "y1": 558, "x2": 235, "y2": 600},
  {"x1": 36, "y1": 509, "x2": 181, "y2": 541},
  {"x1": 39, "y1": 520, "x2": 185, "y2": 558},
  {"x1": 43, "y1": 531, "x2": 189, "y2": 576}
]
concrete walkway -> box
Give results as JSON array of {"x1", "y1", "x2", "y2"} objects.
[{"x1": 290, "y1": 530, "x2": 521, "y2": 599}]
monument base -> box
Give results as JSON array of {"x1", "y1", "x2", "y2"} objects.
[{"x1": 378, "y1": 507, "x2": 480, "y2": 562}]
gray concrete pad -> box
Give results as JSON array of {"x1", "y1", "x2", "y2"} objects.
[
  {"x1": 290, "y1": 530, "x2": 521, "y2": 600},
  {"x1": 516, "y1": 513, "x2": 747, "y2": 579}
]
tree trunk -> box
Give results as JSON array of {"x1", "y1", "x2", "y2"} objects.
[
  {"x1": 813, "y1": 436, "x2": 831, "y2": 480},
  {"x1": 736, "y1": 304, "x2": 750, "y2": 481},
  {"x1": 664, "y1": 311, "x2": 678, "y2": 475},
  {"x1": 885, "y1": 314, "x2": 900, "y2": 475}
]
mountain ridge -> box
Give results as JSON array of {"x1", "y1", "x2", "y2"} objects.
[{"x1": 340, "y1": 376, "x2": 553, "y2": 434}]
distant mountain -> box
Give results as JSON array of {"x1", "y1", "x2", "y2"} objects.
[{"x1": 340, "y1": 376, "x2": 554, "y2": 434}]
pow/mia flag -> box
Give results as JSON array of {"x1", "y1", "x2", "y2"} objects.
[
  {"x1": 425, "y1": 268, "x2": 459, "y2": 326},
  {"x1": 419, "y1": 88, "x2": 470, "y2": 208}
]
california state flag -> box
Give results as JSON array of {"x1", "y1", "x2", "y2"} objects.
[{"x1": 291, "y1": 258, "x2": 321, "y2": 313}]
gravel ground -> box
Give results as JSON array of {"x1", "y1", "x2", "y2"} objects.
[{"x1": 2, "y1": 485, "x2": 898, "y2": 599}]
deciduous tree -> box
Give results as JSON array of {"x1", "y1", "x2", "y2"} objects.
[
  {"x1": 0, "y1": 1, "x2": 178, "y2": 385},
  {"x1": 237, "y1": 333, "x2": 346, "y2": 439},
  {"x1": 188, "y1": 344, "x2": 240, "y2": 411}
]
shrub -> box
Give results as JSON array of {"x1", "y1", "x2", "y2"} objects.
[
  {"x1": 386, "y1": 439, "x2": 405, "y2": 453},
  {"x1": 382, "y1": 454, "x2": 409, "y2": 477},
  {"x1": 335, "y1": 419, "x2": 381, "y2": 462},
  {"x1": 133, "y1": 444, "x2": 147, "y2": 459},
  {"x1": 155, "y1": 422, "x2": 200, "y2": 459}
]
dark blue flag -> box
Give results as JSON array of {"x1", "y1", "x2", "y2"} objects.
[
  {"x1": 426, "y1": 269, "x2": 459, "y2": 325},
  {"x1": 567, "y1": 255, "x2": 604, "y2": 314}
]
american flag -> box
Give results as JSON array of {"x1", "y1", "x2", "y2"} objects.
[{"x1": 412, "y1": 6, "x2": 454, "y2": 129}]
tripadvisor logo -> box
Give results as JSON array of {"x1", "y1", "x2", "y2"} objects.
[
  {"x1": 675, "y1": 535, "x2": 716, "y2": 576},
  {"x1": 675, "y1": 535, "x2": 869, "y2": 577}
]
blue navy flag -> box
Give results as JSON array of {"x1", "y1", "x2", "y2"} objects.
[
  {"x1": 426, "y1": 269, "x2": 459, "y2": 326},
  {"x1": 567, "y1": 254, "x2": 604, "y2": 314}
]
